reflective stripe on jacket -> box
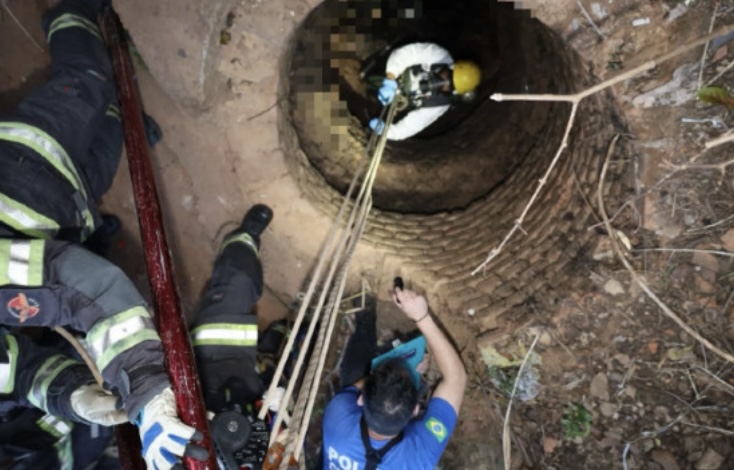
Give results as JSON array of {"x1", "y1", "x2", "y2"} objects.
[
  {"x1": 0, "y1": 123, "x2": 96, "y2": 241},
  {"x1": 0, "y1": 240, "x2": 169, "y2": 419}
]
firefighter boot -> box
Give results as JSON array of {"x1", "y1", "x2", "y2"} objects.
[{"x1": 239, "y1": 204, "x2": 273, "y2": 239}]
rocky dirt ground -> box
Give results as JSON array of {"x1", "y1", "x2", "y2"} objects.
[{"x1": 2, "y1": 0, "x2": 734, "y2": 469}]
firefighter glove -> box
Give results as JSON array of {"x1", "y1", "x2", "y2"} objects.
[
  {"x1": 369, "y1": 118, "x2": 386, "y2": 136},
  {"x1": 378, "y1": 78, "x2": 398, "y2": 105},
  {"x1": 70, "y1": 383, "x2": 129, "y2": 426},
  {"x1": 135, "y1": 387, "x2": 209, "y2": 469}
]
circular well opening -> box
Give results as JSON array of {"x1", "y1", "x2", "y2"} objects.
[{"x1": 280, "y1": 0, "x2": 631, "y2": 334}]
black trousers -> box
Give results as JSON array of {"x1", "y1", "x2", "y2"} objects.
[
  {"x1": 0, "y1": 0, "x2": 122, "y2": 239},
  {"x1": 192, "y1": 235, "x2": 265, "y2": 412},
  {"x1": 340, "y1": 307, "x2": 377, "y2": 388}
]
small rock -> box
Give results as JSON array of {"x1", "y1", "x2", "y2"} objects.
[
  {"x1": 695, "y1": 276, "x2": 716, "y2": 294},
  {"x1": 526, "y1": 327, "x2": 552, "y2": 346},
  {"x1": 654, "y1": 405, "x2": 671, "y2": 422},
  {"x1": 624, "y1": 385, "x2": 637, "y2": 398},
  {"x1": 598, "y1": 435, "x2": 621, "y2": 448},
  {"x1": 641, "y1": 439, "x2": 656, "y2": 453},
  {"x1": 684, "y1": 436, "x2": 703, "y2": 452},
  {"x1": 604, "y1": 279, "x2": 625, "y2": 296},
  {"x1": 691, "y1": 249, "x2": 719, "y2": 274},
  {"x1": 651, "y1": 449, "x2": 681, "y2": 470},
  {"x1": 688, "y1": 451, "x2": 703, "y2": 463},
  {"x1": 665, "y1": 3, "x2": 688, "y2": 23},
  {"x1": 613, "y1": 353, "x2": 631, "y2": 367},
  {"x1": 590, "y1": 372, "x2": 610, "y2": 401},
  {"x1": 608, "y1": 372, "x2": 624, "y2": 383},
  {"x1": 695, "y1": 448, "x2": 724, "y2": 470},
  {"x1": 592, "y1": 237, "x2": 615, "y2": 261},
  {"x1": 721, "y1": 228, "x2": 734, "y2": 252},
  {"x1": 599, "y1": 402, "x2": 617, "y2": 417}
]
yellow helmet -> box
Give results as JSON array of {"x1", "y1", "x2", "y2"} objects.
[{"x1": 453, "y1": 61, "x2": 482, "y2": 95}]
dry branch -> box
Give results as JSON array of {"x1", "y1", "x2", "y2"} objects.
[
  {"x1": 473, "y1": 24, "x2": 734, "y2": 274},
  {"x1": 704, "y1": 130, "x2": 734, "y2": 150},
  {"x1": 697, "y1": 1, "x2": 720, "y2": 90},
  {"x1": 704, "y1": 59, "x2": 734, "y2": 87},
  {"x1": 598, "y1": 135, "x2": 734, "y2": 365},
  {"x1": 575, "y1": 0, "x2": 606, "y2": 40},
  {"x1": 472, "y1": 103, "x2": 578, "y2": 275},
  {"x1": 502, "y1": 334, "x2": 540, "y2": 470}
]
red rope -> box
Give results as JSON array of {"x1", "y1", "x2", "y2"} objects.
[{"x1": 100, "y1": 9, "x2": 216, "y2": 470}]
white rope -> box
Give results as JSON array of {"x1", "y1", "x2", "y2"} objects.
[{"x1": 271, "y1": 100, "x2": 399, "y2": 467}]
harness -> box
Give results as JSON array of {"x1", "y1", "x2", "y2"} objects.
[
  {"x1": 359, "y1": 415, "x2": 404, "y2": 470},
  {"x1": 400, "y1": 63, "x2": 455, "y2": 110}
]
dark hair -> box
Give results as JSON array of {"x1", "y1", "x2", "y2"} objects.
[{"x1": 362, "y1": 358, "x2": 418, "y2": 436}]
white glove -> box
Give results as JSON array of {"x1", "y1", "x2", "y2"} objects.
[
  {"x1": 135, "y1": 387, "x2": 208, "y2": 470},
  {"x1": 70, "y1": 383, "x2": 128, "y2": 426}
]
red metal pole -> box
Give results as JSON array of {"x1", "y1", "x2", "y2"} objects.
[{"x1": 100, "y1": 9, "x2": 216, "y2": 470}]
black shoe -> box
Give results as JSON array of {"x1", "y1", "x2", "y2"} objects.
[{"x1": 239, "y1": 204, "x2": 273, "y2": 238}]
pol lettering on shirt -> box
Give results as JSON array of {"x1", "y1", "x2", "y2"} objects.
[{"x1": 328, "y1": 446, "x2": 360, "y2": 470}]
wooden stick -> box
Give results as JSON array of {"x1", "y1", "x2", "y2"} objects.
[
  {"x1": 502, "y1": 334, "x2": 540, "y2": 470},
  {"x1": 472, "y1": 102, "x2": 579, "y2": 275},
  {"x1": 474, "y1": 23, "x2": 734, "y2": 274},
  {"x1": 697, "y1": 1, "x2": 720, "y2": 90},
  {"x1": 492, "y1": 23, "x2": 734, "y2": 105},
  {"x1": 598, "y1": 135, "x2": 734, "y2": 365}
]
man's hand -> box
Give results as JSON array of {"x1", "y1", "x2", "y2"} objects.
[
  {"x1": 393, "y1": 288, "x2": 429, "y2": 322},
  {"x1": 70, "y1": 383, "x2": 128, "y2": 426},
  {"x1": 394, "y1": 286, "x2": 467, "y2": 415},
  {"x1": 135, "y1": 387, "x2": 209, "y2": 470},
  {"x1": 378, "y1": 78, "x2": 398, "y2": 105}
]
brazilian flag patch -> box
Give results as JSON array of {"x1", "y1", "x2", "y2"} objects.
[{"x1": 425, "y1": 417, "x2": 447, "y2": 443}]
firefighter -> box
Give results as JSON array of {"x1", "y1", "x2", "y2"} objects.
[
  {"x1": 368, "y1": 42, "x2": 482, "y2": 140},
  {"x1": 189, "y1": 204, "x2": 275, "y2": 468},
  {"x1": 0, "y1": 1, "x2": 206, "y2": 468},
  {"x1": 190, "y1": 204, "x2": 274, "y2": 414}
]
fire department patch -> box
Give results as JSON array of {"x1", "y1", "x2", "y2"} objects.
[
  {"x1": 7, "y1": 293, "x2": 40, "y2": 323},
  {"x1": 425, "y1": 417, "x2": 447, "y2": 443}
]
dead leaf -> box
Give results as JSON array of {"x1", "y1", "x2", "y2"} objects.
[
  {"x1": 648, "y1": 341, "x2": 659, "y2": 355},
  {"x1": 651, "y1": 449, "x2": 680, "y2": 470},
  {"x1": 666, "y1": 346, "x2": 695, "y2": 361},
  {"x1": 721, "y1": 228, "x2": 734, "y2": 252},
  {"x1": 712, "y1": 45, "x2": 728, "y2": 63},
  {"x1": 698, "y1": 86, "x2": 734, "y2": 109},
  {"x1": 543, "y1": 436, "x2": 560, "y2": 454}
]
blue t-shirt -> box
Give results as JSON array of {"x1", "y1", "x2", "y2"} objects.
[{"x1": 321, "y1": 386, "x2": 457, "y2": 470}]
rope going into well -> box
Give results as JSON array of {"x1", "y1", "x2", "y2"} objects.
[{"x1": 261, "y1": 99, "x2": 399, "y2": 468}]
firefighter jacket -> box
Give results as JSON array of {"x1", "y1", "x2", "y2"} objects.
[
  {"x1": 0, "y1": 122, "x2": 100, "y2": 242},
  {"x1": 0, "y1": 239, "x2": 169, "y2": 421}
]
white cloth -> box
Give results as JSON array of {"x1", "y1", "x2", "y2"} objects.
[
  {"x1": 384, "y1": 43, "x2": 454, "y2": 141},
  {"x1": 70, "y1": 384, "x2": 128, "y2": 426},
  {"x1": 385, "y1": 42, "x2": 454, "y2": 78}
]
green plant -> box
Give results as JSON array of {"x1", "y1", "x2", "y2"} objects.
[{"x1": 562, "y1": 403, "x2": 592, "y2": 440}]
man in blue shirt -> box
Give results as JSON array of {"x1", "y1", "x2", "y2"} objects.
[{"x1": 321, "y1": 288, "x2": 467, "y2": 470}]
